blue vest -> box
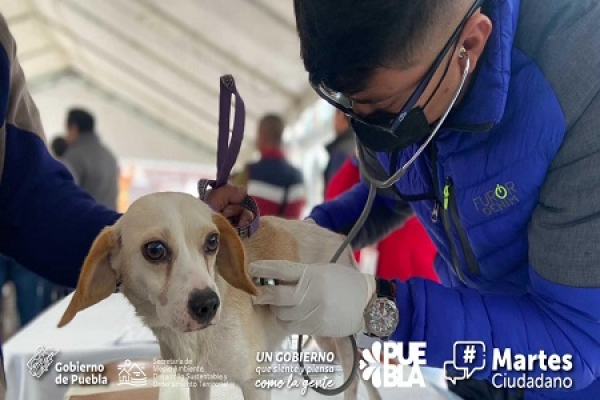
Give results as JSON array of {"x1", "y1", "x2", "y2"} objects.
[{"x1": 376, "y1": 1, "x2": 566, "y2": 295}]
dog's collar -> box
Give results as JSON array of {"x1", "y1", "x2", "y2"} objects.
[{"x1": 197, "y1": 75, "x2": 260, "y2": 239}]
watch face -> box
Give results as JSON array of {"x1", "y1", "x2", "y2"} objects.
[{"x1": 367, "y1": 298, "x2": 399, "y2": 337}]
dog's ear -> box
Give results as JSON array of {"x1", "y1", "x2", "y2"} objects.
[
  {"x1": 58, "y1": 226, "x2": 119, "y2": 327},
  {"x1": 212, "y1": 213, "x2": 258, "y2": 296}
]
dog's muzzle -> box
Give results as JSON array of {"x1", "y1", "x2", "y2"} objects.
[{"x1": 188, "y1": 289, "x2": 220, "y2": 326}]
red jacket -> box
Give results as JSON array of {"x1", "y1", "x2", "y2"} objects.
[{"x1": 325, "y1": 156, "x2": 439, "y2": 282}]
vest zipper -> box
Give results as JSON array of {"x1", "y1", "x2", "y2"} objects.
[
  {"x1": 441, "y1": 179, "x2": 466, "y2": 283},
  {"x1": 444, "y1": 177, "x2": 480, "y2": 276},
  {"x1": 429, "y1": 144, "x2": 441, "y2": 223},
  {"x1": 430, "y1": 143, "x2": 465, "y2": 283}
]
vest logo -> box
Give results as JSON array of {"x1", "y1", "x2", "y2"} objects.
[{"x1": 472, "y1": 182, "x2": 519, "y2": 216}]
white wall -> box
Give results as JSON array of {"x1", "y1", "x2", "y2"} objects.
[
  {"x1": 29, "y1": 73, "x2": 338, "y2": 214},
  {"x1": 30, "y1": 75, "x2": 216, "y2": 165}
]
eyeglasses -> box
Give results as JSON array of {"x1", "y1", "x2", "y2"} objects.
[{"x1": 310, "y1": 0, "x2": 484, "y2": 133}]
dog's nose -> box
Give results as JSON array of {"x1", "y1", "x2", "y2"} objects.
[{"x1": 188, "y1": 289, "x2": 220, "y2": 325}]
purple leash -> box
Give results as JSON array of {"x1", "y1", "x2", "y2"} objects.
[
  {"x1": 198, "y1": 75, "x2": 260, "y2": 239},
  {"x1": 200, "y1": 76, "x2": 354, "y2": 397}
]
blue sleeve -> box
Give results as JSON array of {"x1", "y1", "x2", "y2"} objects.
[
  {"x1": 0, "y1": 126, "x2": 121, "y2": 288},
  {"x1": 391, "y1": 269, "x2": 600, "y2": 392},
  {"x1": 310, "y1": 180, "x2": 413, "y2": 249},
  {"x1": 309, "y1": 182, "x2": 370, "y2": 233}
]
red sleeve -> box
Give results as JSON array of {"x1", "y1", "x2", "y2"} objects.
[
  {"x1": 324, "y1": 157, "x2": 361, "y2": 201},
  {"x1": 376, "y1": 217, "x2": 438, "y2": 282}
]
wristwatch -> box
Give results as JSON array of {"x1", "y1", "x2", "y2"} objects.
[{"x1": 363, "y1": 278, "x2": 400, "y2": 339}]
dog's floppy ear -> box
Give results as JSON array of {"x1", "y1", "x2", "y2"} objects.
[
  {"x1": 58, "y1": 226, "x2": 119, "y2": 327},
  {"x1": 212, "y1": 213, "x2": 258, "y2": 296}
]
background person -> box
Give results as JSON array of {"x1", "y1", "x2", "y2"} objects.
[
  {"x1": 62, "y1": 108, "x2": 120, "y2": 210},
  {"x1": 234, "y1": 114, "x2": 306, "y2": 219},
  {"x1": 0, "y1": 255, "x2": 56, "y2": 331},
  {"x1": 324, "y1": 110, "x2": 356, "y2": 187},
  {"x1": 50, "y1": 136, "x2": 68, "y2": 158}
]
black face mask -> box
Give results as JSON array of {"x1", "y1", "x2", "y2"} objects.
[{"x1": 351, "y1": 107, "x2": 432, "y2": 153}]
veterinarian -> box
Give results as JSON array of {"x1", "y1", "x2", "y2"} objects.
[{"x1": 216, "y1": 1, "x2": 600, "y2": 399}]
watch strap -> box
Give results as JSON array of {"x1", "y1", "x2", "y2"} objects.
[{"x1": 375, "y1": 278, "x2": 396, "y2": 300}]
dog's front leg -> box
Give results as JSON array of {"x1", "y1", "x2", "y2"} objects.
[
  {"x1": 190, "y1": 384, "x2": 210, "y2": 400},
  {"x1": 240, "y1": 379, "x2": 269, "y2": 400}
]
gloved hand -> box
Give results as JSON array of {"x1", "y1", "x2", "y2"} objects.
[{"x1": 249, "y1": 260, "x2": 376, "y2": 337}]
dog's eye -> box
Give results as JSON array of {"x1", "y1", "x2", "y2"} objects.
[
  {"x1": 143, "y1": 241, "x2": 168, "y2": 261},
  {"x1": 204, "y1": 233, "x2": 219, "y2": 254}
]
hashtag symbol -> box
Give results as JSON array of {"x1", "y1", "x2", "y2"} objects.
[{"x1": 462, "y1": 345, "x2": 476, "y2": 364}]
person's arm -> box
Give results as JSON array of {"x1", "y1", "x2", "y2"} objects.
[
  {"x1": 391, "y1": 92, "x2": 600, "y2": 392},
  {"x1": 0, "y1": 128, "x2": 121, "y2": 289},
  {"x1": 0, "y1": 16, "x2": 120, "y2": 287}
]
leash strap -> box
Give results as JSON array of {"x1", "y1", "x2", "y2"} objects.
[{"x1": 198, "y1": 75, "x2": 260, "y2": 239}]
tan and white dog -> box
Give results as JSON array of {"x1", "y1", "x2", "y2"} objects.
[{"x1": 58, "y1": 192, "x2": 380, "y2": 400}]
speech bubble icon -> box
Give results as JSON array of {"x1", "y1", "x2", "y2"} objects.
[
  {"x1": 442, "y1": 360, "x2": 467, "y2": 385},
  {"x1": 453, "y1": 341, "x2": 486, "y2": 380}
]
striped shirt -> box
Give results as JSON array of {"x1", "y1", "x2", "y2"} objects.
[{"x1": 244, "y1": 150, "x2": 305, "y2": 219}]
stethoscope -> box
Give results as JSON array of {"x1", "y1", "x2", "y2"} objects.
[{"x1": 329, "y1": 52, "x2": 471, "y2": 262}]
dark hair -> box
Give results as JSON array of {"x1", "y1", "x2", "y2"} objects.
[
  {"x1": 51, "y1": 136, "x2": 68, "y2": 157},
  {"x1": 67, "y1": 108, "x2": 95, "y2": 133},
  {"x1": 294, "y1": 0, "x2": 468, "y2": 95},
  {"x1": 259, "y1": 114, "x2": 285, "y2": 146}
]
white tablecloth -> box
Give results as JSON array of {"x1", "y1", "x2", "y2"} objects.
[
  {"x1": 3, "y1": 293, "x2": 160, "y2": 400},
  {"x1": 3, "y1": 293, "x2": 458, "y2": 400}
]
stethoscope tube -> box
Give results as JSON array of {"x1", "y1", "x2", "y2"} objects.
[{"x1": 331, "y1": 54, "x2": 470, "y2": 262}]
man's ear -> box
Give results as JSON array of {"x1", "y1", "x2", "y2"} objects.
[
  {"x1": 58, "y1": 226, "x2": 119, "y2": 327},
  {"x1": 212, "y1": 213, "x2": 258, "y2": 296},
  {"x1": 460, "y1": 12, "x2": 493, "y2": 74}
]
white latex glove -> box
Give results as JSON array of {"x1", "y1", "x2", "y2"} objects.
[{"x1": 249, "y1": 260, "x2": 376, "y2": 337}]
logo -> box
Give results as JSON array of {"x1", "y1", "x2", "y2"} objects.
[
  {"x1": 443, "y1": 341, "x2": 486, "y2": 384},
  {"x1": 359, "y1": 341, "x2": 426, "y2": 388},
  {"x1": 494, "y1": 184, "x2": 508, "y2": 199},
  {"x1": 443, "y1": 342, "x2": 574, "y2": 390},
  {"x1": 472, "y1": 181, "x2": 519, "y2": 215},
  {"x1": 117, "y1": 359, "x2": 148, "y2": 386},
  {"x1": 27, "y1": 347, "x2": 59, "y2": 378}
]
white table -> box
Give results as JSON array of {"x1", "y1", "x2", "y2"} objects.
[{"x1": 3, "y1": 293, "x2": 458, "y2": 400}]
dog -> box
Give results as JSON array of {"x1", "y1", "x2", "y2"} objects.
[{"x1": 58, "y1": 192, "x2": 381, "y2": 400}]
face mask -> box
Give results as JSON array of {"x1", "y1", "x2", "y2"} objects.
[{"x1": 351, "y1": 107, "x2": 432, "y2": 153}]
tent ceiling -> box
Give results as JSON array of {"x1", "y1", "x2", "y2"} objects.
[{"x1": 4, "y1": 0, "x2": 317, "y2": 162}]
